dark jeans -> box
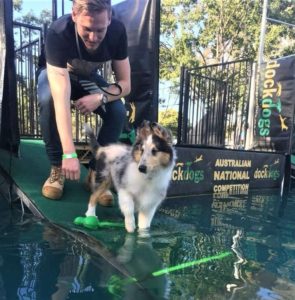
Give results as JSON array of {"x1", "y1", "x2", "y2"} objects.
[{"x1": 36, "y1": 68, "x2": 126, "y2": 169}]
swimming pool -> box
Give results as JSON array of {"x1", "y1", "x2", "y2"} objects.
[{"x1": 1, "y1": 184, "x2": 295, "y2": 300}]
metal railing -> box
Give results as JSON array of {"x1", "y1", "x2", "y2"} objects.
[
  {"x1": 14, "y1": 20, "x2": 254, "y2": 150},
  {"x1": 178, "y1": 59, "x2": 254, "y2": 149},
  {"x1": 14, "y1": 21, "x2": 43, "y2": 138}
]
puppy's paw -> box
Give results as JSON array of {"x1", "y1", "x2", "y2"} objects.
[
  {"x1": 138, "y1": 213, "x2": 152, "y2": 230},
  {"x1": 85, "y1": 206, "x2": 96, "y2": 217},
  {"x1": 124, "y1": 218, "x2": 136, "y2": 233},
  {"x1": 125, "y1": 223, "x2": 136, "y2": 233}
]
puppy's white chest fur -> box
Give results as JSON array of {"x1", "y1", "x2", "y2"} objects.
[{"x1": 123, "y1": 162, "x2": 170, "y2": 202}]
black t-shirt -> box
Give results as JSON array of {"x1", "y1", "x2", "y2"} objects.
[{"x1": 45, "y1": 14, "x2": 128, "y2": 75}]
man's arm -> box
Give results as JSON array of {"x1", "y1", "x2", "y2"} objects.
[
  {"x1": 107, "y1": 57, "x2": 131, "y2": 101},
  {"x1": 46, "y1": 62, "x2": 80, "y2": 180},
  {"x1": 74, "y1": 57, "x2": 131, "y2": 114}
]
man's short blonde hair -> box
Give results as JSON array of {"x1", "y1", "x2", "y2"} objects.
[{"x1": 73, "y1": 0, "x2": 112, "y2": 15}]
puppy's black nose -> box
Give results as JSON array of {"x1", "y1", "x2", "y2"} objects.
[{"x1": 138, "y1": 165, "x2": 147, "y2": 173}]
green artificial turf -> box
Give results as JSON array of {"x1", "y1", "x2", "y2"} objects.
[{"x1": 0, "y1": 139, "x2": 123, "y2": 234}]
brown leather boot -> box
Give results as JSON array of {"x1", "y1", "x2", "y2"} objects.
[{"x1": 42, "y1": 166, "x2": 65, "y2": 200}]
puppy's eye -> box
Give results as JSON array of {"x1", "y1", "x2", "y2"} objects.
[
  {"x1": 151, "y1": 148, "x2": 158, "y2": 156},
  {"x1": 138, "y1": 146, "x2": 144, "y2": 153}
]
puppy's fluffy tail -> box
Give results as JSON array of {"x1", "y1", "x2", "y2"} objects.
[{"x1": 84, "y1": 123, "x2": 99, "y2": 154}]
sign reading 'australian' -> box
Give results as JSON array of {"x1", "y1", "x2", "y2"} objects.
[{"x1": 167, "y1": 146, "x2": 284, "y2": 198}]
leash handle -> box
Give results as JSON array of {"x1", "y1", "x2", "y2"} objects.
[{"x1": 96, "y1": 82, "x2": 122, "y2": 97}]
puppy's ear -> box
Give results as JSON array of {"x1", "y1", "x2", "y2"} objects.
[
  {"x1": 137, "y1": 120, "x2": 152, "y2": 140},
  {"x1": 151, "y1": 122, "x2": 173, "y2": 145},
  {"x1": 139, "y1": 120, "x2": 150, "y2": 128}
]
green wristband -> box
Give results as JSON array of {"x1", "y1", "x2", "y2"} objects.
[{"x1": 62, "y1": 152, "x2": 78, "y2": 160}]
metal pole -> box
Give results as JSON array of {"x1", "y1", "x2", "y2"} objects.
[
  {"x1": 0, "y1": 0, "x2": 5, "y2": 138},
  {"x1": 52, "y1": 0, "x2": 57, "y2": 21},
  {"x1": 257, "y1": 0, "x2": 268, "y2": 68},
  {"x1": 267, "y1": 17, "x2": 295, "y2": 29},
  {"x1": 245, "y1": 62, "x2": 257, "y2": 150}
]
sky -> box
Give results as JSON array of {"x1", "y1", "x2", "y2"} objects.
[{"x1": 17, "y1": 0, "x2": 126, "y2": 16}]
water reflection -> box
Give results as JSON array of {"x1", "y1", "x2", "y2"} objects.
[
  {"x1": 42, "y1": 226, "x2": 95, "y2": 299},
  {"x1": 1, "y1": 188, "x2": 295, "y2": 299},
  {"x1": 227, "y1": 229, "x2": 247, "y2": 298},
  {"x1": 0, "y1": 204, "x2": 114, "y2": 299},
  {"x1": 111, "y1": 231, "x2": 171, "y2": 299},
  {"x1": 155, "y1": 189, "x2": 295, "y2": 299}
]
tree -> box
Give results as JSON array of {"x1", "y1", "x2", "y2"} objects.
[
  {"x1": 13, "y1": 0, "x2": 23, "y2": 12},
  {"x1": 19, "y1": 10, "x2": 52, "y2": 26},
  {"x1": 160, "y1": 0, "x2": 202, "y2": 81},
  {"x1": 266, "y1": 0, "x2": 295, "y2": 58},
  {"x1": 158, "y1": 108, "x2": 179, "y2": 138},
  {"x1": 13, "y1": 0, "x2": 51, "y2": 26},
  {"x1": 160, "y1": 0, "x2": 295, "y2": 81}
]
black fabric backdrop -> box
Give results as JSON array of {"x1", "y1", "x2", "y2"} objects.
[
  {"x1": 0, "y1": 0, "x2": 20, "y2": 155},
  {"x1": 113, "y1": 0, "x2": 160, "y2": 128},
  {"x1": 253, "y1": 55, "x2": 295, "y2": 154}
]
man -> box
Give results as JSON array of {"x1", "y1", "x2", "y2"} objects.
[{"x1": 37, "y1": 0, "x2": 131, "y2": 202}]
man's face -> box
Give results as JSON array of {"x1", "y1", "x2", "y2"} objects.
[{"x1": 72, "y1": 9, "x2": 111, "y2": 53}]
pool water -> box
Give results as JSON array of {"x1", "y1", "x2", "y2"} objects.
[{"x1": 1, "y1": 187, "x2": 295, "y2": 299}]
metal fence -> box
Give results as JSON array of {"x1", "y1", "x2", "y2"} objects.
[
  {"x1": 178, "y1": 59, "x2": 254, "y2": 149},
  {"x1": 14, "y1": 21, "x2": 43, "y2": 138},
  {"x1": 14, "y1": 20, "x2": 254, "y2": 150}
]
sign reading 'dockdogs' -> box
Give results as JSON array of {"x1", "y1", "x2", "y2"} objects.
[
  {"x1": 254, "y1": 55, "x2": 295, "y2": 153},
  {"x1": 167, "y1": 146, "x2": 285, "y2": 197}
]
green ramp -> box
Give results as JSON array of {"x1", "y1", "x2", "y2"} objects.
[{"x1": 0, "y1": 139, "x2": 126, "y2": 237}]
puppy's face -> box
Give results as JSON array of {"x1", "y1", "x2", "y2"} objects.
[{"x1": 132, "y1": 121, "x2": 174, "y2": 174}]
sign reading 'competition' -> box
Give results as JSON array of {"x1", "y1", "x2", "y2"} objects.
[{"x1": 167, "y1": 147, "x2": 285, "y2": 197}]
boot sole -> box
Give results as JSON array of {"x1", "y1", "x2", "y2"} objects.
[{"x1": 42, "y1": 188, "x2": 63, "y2": 200}]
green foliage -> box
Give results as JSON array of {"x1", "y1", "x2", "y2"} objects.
[
  {"x1": 158, "y1": 108, "x2": 178, "y2": 138},
  {"x1": 20, "y1": 10, "x2": 52, "y2": 26},
  {"x1": 13, "y1": 0, "x2": 23, "y2": 12},
  {"x1": 160, "y1": 0, "x2": 295, "y2": 81},
  {"x1": 160, "y1": 0, "x2": 202, "y2": 81},
  {"x1": 266, "y1": 0, "x2": 295, "y2": 59},
  {"x1": 13, "y1": 0, "x2": 52, "y2": 26}
]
